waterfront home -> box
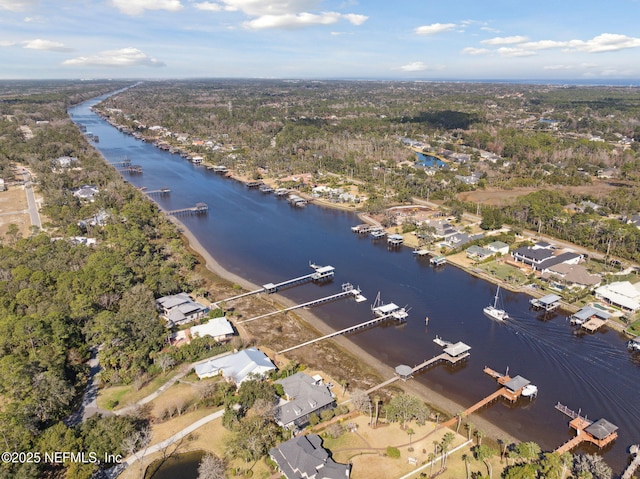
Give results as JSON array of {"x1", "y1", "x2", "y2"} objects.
[
  {"x1": 540, "y1": 263, "x2": 601, "y2": 290},
  {"x1": 270, "y1": 434, "x2": 350, "y2": 479},
  {"x1": 190, "y1": 317, "x2": 234, "y2": 342},
  {"x1": 594, "y1": 281, "x2": 640, "y2": 312},
  {"x1": 466, "y1": 245, "x2": 494, "y2": 261},
  {"x1": 274, "y1": 372, "x2": 335, "y2": 430},
  {"x1": 488, "y1": 241, "x2": 509, "y2": 256},
  {"x1": 72, "y1": 184, "x2": 99, "y2": 202},
  {"x1": 193, "y1": 347, "x2": 276, "y2": 383},
  {"x1": 156, "y1": 292, "x2": 209, "y2": 327},
  {"x1": 53, "y1": 156, "x2": 79, "y2": 168}
]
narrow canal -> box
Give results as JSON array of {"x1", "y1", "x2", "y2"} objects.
[{"x1": 69, "y1": 94, "x2": 640, "y2": 471}]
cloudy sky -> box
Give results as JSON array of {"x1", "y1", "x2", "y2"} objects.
[{"x1": 1, "y1": 0, "x2": 640, "y2": 81}]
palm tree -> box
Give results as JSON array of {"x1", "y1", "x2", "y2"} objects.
[
  {"x1": 464, "y1": 422, "x2": 474, "y2": 441},
  {"x1": 455, "y1": 411, "x2": 464, "y2": 434},
  {"x1": 441, "y1": 432, "x2": 455, "y2": 468},
  {"x1": 461, "y1": 453, "x2": 471, "y2": 479},
  {"x1": 373, "y1": 395, "x2": 380, "y2": 428},
  {"x1": 427, "y1": 453, "x2": 436, "y2": 477},
  {"x1": 407, "y1": 427, "x2": 415, "y2": 449},
  {"x1": 473, "y1": 428, "x2": 484, "y2": 446}
]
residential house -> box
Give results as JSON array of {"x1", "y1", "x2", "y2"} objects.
[
  {"x1": 193, "y1": 347, "x2": 276, "y2": 383},
  {"x1": 156, "y1": 292, "x2": 209, "y2": 327},
  {"x1": 190, "y1": 317, "x2": 235, "y2": 342},
  {"x1": 274, "y1": 372, "x2": 335, "y2": 430},
  {"x1": 487, "y1": 241, "x2": 509, "y2": 256},
  {"x1": 73, "y1": 184, "x2": 99, "y2": 201},
  {"x1": 466, "y1": 245, "x2": 494, "y2": 261},
  {"x1": 511, "y1": 246, "x2": 555, "y2": 269},
  {"x1": 541, "y1": 263, "x2": 601, "y2": 290},
  {"x1": 54, "y1": 156, "x2": 79, "y2": 168},
  {"x1": 626, "y1": 214, "x2": 640, "y2": 229},
  {"x1": 270, "y1": 434, "x2": 350, "y2": 479},
  {"x1": 594, "y1": 281, "x2": 640, "y2": 312}
]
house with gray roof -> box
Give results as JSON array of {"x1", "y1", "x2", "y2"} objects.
[
  {"x1": 156, "y1": 292, "x2": 209, "y2": 326},
  {"x1": 466, "y1": 245, "x2": 494, "y2": 261},
  {"x1": 270, "y1": 434, "x2": 350, "y2": 479},
  {"x1": 194, "y1": 347, "x2": 276, "y2": 384},
  {"x1": 275, "y1": 372, "x2": 335, "y2": 430}
]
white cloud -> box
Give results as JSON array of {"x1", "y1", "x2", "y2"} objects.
[
  {"x1": 110, "y1": 0, "x2": 183, "y2": 15},
  {"x1": 220, "y1": 0, "x2": 320, "y2": 16},
  {"x1": 62, "y1": 47, "x2": 165, "y2": 68},
  {"x1": 481, "y1": 35, "x2": 528, "y2": 45},
  {"x1": 0, "y1": 40, "x2": 17, "y2": 47},
  {"x1": 519, "y1": 40, "x2": 566, "y2": 50},
  {"x1": 497, "y1": 47, "x2": 536, "y2": 57},
  {"x1": 244, "y1": 11, "x2": 366, "y2": 29},
  {"x1": 399, "y1": 61, "x2": 429, "y2": 72},
  {"x1": 543, "y1": 64, "x2": 574, "y2": 70},
  {"x1": 566, "y1": 33, "x2": 640, "y2": 53},
  {"x1": 23, "y1": 39, "x2": 73, "y2": 52},
  {"x1": 461, "y1": 47, "x2": 490, "y2": 55},
  {"x1": 415, "y1": 23, "x2": 457, "y2": 35},
  {"x1": 342, "y1": 13, "x2": 367, "y2": 25},
  {"x1": 194, "y1": 1, "x2": 222, "y2": 11},
  {"x1": 0, "y1": 0, "x2": 39, "y2": 11}
]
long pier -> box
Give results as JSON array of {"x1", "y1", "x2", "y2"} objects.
[
  {"x1": 365, "y1": 340, "x2": 471, "y2": 394},
  {"x1": 145, "y1": 188, "x2": 171, "y2": 196},
  {"x1": 167, "y1": 203, "x2": 208, "y2": 216},
  {"x1": 238, "y1": 283, "x2": 366, "y2": 324},
  {"x1": 120, "y1": 165, "x2": 143, "y2": 174},
  {"x1": 277, "y1": 311, "x2": 405, "y2": 355},
  {"x1": 213, "y1": 264, "x2": 335, "y2": 306}
]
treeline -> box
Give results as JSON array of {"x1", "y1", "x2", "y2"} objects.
[
  {"x1": 473, "y1": 188, "x2": 640, "y2": 262},
  {"x1": 0, "y1": 82, "x2": 199, "y2": 478}
]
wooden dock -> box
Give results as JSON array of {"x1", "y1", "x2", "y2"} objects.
[
  {"x1": 145, "y1": 188, "x2": 171, "y2": 196},
  {"x1": 212, "y1": 264, "x2": 335, "y2": 305},
  {"x1": 238, "y1": 283, "x2": 366, "y2": 324},
  {"x1": 120, "y1": 165, "x2": 143, "y2": 174},
  {"x1": 581, "y1": 317, "x2": 607, "y2": 332},
  {"x1": 277, "y1": 309, "x2": 407, "y2": 355},
  {"x1": 167, "y1": 203, "x2": 208, "y2": 216},
  {"x1": 554, "y1": 402, "x2": 618, "y2": 454}
]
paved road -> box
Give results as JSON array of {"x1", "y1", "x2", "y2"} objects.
[{"x1": 20, "y1": 168, "x2": 41, "y2": 229}]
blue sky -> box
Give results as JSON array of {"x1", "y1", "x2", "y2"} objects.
[{"x1": 1, "y1": 0, "x2": 640, "y2": 80}]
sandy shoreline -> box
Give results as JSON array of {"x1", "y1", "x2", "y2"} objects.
[{"x1": 169, "y1": 215, "x2": 521, "y2": 446}]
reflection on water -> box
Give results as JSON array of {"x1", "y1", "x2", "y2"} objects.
[
  {"x1": 145, "y1": 450, "x2": 204, "y2": 479},
  {"x1": 69, "y1": 94, "x2": 640, "y2": 471}
]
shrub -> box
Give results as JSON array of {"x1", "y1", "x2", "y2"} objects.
[{"x1": 386, "y1": 446, "x2": 401, "y2": 459}]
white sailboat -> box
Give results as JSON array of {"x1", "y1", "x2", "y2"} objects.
[{"x1": 483, "y1": 286, "x2": 509, "y2": 321}]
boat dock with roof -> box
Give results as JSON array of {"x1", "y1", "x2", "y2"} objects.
[
  {"x1": 554, "y1": 402, "x2": 618, "y2": 454},
  {"x1": 167, "y1": 202, "x2": 208, "y2": 216},
  {"x1": 530, "y1": 293, "x2": 562, "y2": 312},
  {"x1": 238, "y1": 282, "x2": 366, "y2": 324},
  {"x1": 213, "y1": 263, "x2": 335, "y2": 306},
  {"x1": 277, "y1": 295, "x2": 409, "y2": 355},
  {"x1": 570, "y1": 305, "x2": 610, "y2": 332}
]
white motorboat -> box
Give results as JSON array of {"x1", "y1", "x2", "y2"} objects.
[
  {"x1": 521, "y1": 384, "x2": 538, "y2": 397},
  {"x1": 483, "y1": 286, "x2": 509, "y2": 321}
]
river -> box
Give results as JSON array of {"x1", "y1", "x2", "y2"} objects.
[{"x1": 69, "y1": 93, "x2": 640, "y2": 471}]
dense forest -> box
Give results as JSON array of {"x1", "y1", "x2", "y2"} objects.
[
  {"x1": 98, "y1": 80, "x2": 640, "y2": 261},
  {"x1": 0, "y1": 81, "x2": 203, "y2": 478}
]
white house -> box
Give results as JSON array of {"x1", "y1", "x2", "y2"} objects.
[
  {"x1": 488, "y1": 241, "x2": 509, "y2": 255},
  {"x1": 194, "y1": 348, "x2": 276, "y2": 384},
  {"x1": 190, "y1": 317, "x2": 234, "y2": 342},
  {"x1": 594, "y1": 281, "x2": 640, "y2": 312}
]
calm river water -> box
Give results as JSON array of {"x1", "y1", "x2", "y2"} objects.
[{"x1": 69, "y1": 94, "x2": 640, "y2": 471}]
